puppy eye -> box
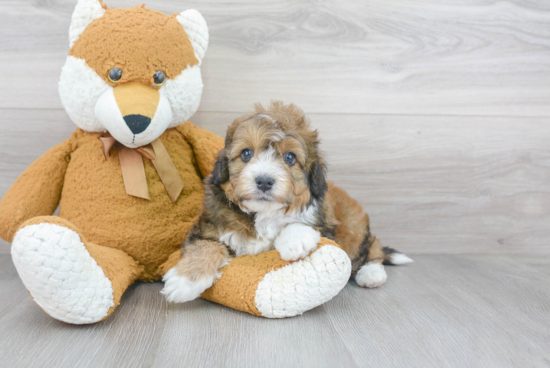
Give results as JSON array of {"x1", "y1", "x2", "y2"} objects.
[
  {"x1": 153, "y1": 71, "x2": 165, "y2": 87},
  {"x1": 108, "y1": 68, "x2": 122, "y2": 83},
  {"x1": 241, "y1": 148, "x2": 253, "y2": 163},
  {"x1": 283, "y1": 152, "x2": 296, "y2": 166}
]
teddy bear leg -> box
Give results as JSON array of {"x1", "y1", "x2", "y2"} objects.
[
  {"x1": 11, "y1": 216, "x2": 142, "y2": 324},
  {"x1": 201, "y1": 238, "x2": 352, "y2": 318},
  {"x1": 156, "y1": 248, "x2": 182, "y2": 278}
]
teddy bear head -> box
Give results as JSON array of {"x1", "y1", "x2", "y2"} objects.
[{"x1": 58, "y1": 0, "x2": 209, "y2": 148}]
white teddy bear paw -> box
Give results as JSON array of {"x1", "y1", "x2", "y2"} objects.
[
  {"x1": 274, "y1": 223, "x2": 321, "y2": 261},
  {"x1": 355, "y1": 263, "x2": 388, "y2": 288},
  {"x1": 161, "y1": 268, "x2": 216, "y2": 303},
  {"x1": 255, "y1": 242, "x2": 352, "y2": 318},
  {"x1": 11, "y1": 223, "x2": 114, "y2": 324}
]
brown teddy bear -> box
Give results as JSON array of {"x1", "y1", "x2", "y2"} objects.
[{"x1": 0, "y1": 0, "x2": 351, "y2": 323}]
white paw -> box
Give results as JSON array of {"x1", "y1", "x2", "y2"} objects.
[
  {"x1": 355, "y1": 263, "x2": 387, "y2": 288},
  {"x1": 274, "y1": 223, "x2": 321, "y2": 261},
  {"x1": 161, "y1": 268, "x2": 216, "y2": 303},
  {"x1": 11, "y1": 223, "x2": 114, "y2": 324}
]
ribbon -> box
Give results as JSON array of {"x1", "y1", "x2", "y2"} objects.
[{"x1": 99, "y1": 134, "x2": 184, "y2": 203}]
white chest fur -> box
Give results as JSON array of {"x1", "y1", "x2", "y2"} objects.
[{"x1": 219, "y1": 202, "x2": 318, "y2": 257}]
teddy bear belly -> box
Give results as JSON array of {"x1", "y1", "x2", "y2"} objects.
[{"x1": 58, "y1": 138, "x2": 205, "y2": 280}]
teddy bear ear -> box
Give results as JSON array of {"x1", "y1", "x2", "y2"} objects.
[
  {"x1": 69, "y1": 0, "x2": 107, "y2": 48},
  {"x1": 176, "y1": 9, "x2": 209, "y2": 64}
]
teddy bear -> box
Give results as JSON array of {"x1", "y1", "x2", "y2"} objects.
[{"x1": 0, "y1": 0, "x2": 351, "y2": 324}]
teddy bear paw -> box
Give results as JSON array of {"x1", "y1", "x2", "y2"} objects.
[
  {"x1": 11, "y1": 223, "x2": 114, "y2": 324},
  {"x1": 255, "y1": 242, "x2": 352, "y2": 318}
]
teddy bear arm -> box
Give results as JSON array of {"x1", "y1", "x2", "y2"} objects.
[
  {"x1": 176, "y1": 122, "x2": 224, "y2": 178},
  {"x1": 0, "y1": 140, "x2": 73, "y2": 242},
  {"x1": 201, "y1": 238, "x2": 352, "y2": 318}
]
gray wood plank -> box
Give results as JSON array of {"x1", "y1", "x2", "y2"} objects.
[
  {"x1": 153, "y1": 298, "x2": 357, "y2": 368},
  {"x1": 325, "y1": 255, "x2": 550, "y2": 368},
  {"x1": 1, "y1": 254, "x2": 550, "y2": 367},
  {"x1": 1, "y1": 108, "x2": 549, "y2": 255},
  {"x1": 0, "y1": 241, "x2": 9, "y2": 255},
  {"x1": 1, "y1": 0, "x2": 550, "y2": 116}
]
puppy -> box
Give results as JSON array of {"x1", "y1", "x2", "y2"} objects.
[{"x1": 162, "y1": 101, "x2": 413, "y2": 303}]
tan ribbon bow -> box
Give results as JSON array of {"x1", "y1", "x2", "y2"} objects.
[{"x1": 99, "y1": 134, "x2": 184, "y2": 203}]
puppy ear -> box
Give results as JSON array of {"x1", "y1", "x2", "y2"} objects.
[
  {"x1": 308, "y1": 158, "x2": 327, "y2": 200},
  {"x1": 211, "y1": 150, "x2": 229, "y2": 186}
]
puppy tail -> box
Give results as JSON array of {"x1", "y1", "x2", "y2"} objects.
[{"x1": 382, "y1": 247, "x2": 414, "y2": 265}]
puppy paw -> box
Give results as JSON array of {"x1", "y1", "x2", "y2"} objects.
[
  {"x1": 274, "y1": 223, "x2": 321, "y2": 261},
  {"x1": 355, "y1": 263, "x2": 387, "y2": 288},
  {"x1": 161, "y1": 268, "x2": 215, "y2": 303}
]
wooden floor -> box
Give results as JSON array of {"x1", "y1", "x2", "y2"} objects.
[{"x1": 0, "y1": 254, "x2": 549, "y2": 368}]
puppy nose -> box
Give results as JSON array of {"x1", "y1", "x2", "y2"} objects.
[
  {"x1": 256, "y1": 176, "x2": 275, "y2": 192},
  {"x1": 124, "y1": 115, "x2": 151, "y2": 134}
]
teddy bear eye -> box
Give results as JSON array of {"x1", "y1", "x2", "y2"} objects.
[
  {"x1": 153, "y1": 71, "x2": 165, "y2": 86},
  {"x1": 283, "y1": 152, "x2": 296, "y2": 166},
  {"x1": 241, "y1": 149, "x2": 253, "y2": 163},
  {"x1": 108, "y1": 68, "x2": 122, "y2": 83}
]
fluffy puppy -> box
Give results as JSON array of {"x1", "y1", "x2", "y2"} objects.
[{"x1": 162, "y1": 102, "x2": 413, "y2": 303}]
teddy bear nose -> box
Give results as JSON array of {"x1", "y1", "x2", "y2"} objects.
[{"x1": 124, "y1": 115, "x2": 151, "y2": 135}]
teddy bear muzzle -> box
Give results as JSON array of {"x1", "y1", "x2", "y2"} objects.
[{"x1": 94, "y1": 82, "x2": 173, "y2": 148}]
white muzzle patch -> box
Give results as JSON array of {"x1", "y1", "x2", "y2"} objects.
[
  {"x1": 239, "y1": 147, "x2": 290, "y2": 213},
  {"x1": 94, "y1": 88, "x2": 173, "y2": 148}
]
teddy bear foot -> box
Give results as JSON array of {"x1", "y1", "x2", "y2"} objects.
[
  {"x1": 254, "y1": 243, "x2": 351, "y2": 318},
  {"x1": 11, "y1": 222, "x2": 114, "y2": 324},
  {"x1": 201, "y1": 240, "x2": 352, "y2": 318}
]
